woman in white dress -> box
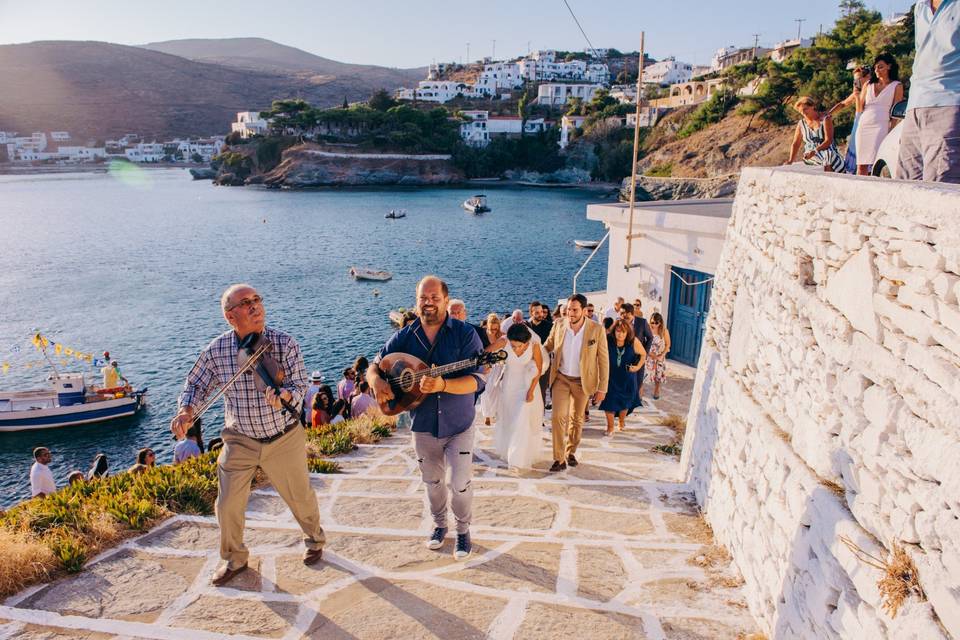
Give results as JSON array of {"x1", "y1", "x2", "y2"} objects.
[
  {"x1": 480, "y1": 313, "x2": 507, "y2": 425},
  {"x1": 494, "y1": 323, "x2": 545, "y2": 469},
  {"x1": 854, "y1": 53, "x2": 903, "y2": 176}
]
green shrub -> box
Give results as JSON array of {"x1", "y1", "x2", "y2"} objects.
[
  {"x1": 646, "y1": 163, "x2": 673, "y2": 178},
  {"x1": 371, "y1": 424, "x2": 393, "y2": 439},
  {"x1": 48, "y1": 533, "x2": 86, "y2": 573},
  {"x1": 307, "y1": 459, "x2": 341, "y2": 474}
]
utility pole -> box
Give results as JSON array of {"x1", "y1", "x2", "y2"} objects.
[
  {"x1": 492, "y1": 39, "x2": 496, "y2": 60},
  {"x1": 752, "y1": 33, "x2": 760, "y2": 59},
  {"x1": 466, "y1": 42, "x2": 470, "y2": 64},
  {"x1": 527, "y1": 40, "x2": 531, "y2": 56},
  {"x1": 794, "y1": 18, "x2": 806, "y2": 41}
]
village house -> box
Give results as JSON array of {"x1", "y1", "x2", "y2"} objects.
[
  {"x1": 536, "y1": 82, "x2": 602, "y2": 106},
  {"x1": 558, "y1": 114, "x2": 587, "y2": 149},
  {"x1": 643, "y1": 57, "x2": 694, "y2": 86},
  {"x1": 458, "y1": 110, "x2": 489, "y2": 146},
  {"x1": 769, "y1": 37, "x2": 814, "y2": 63},
  {"x1": 231, "y1": 111, "x2": 269, "y2": 138}
]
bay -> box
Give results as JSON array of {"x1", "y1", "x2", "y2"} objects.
[{"x1": 0, "y1": 168, "x2": 608, "y2": 506}]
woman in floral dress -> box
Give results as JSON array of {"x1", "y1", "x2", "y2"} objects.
[{"x1": 642, "y1": 312, "x2": 671, "y2": 400}]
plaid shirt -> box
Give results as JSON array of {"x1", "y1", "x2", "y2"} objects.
[{"x1": 178, "y1": 327, "x2": 308, "y2": 439}]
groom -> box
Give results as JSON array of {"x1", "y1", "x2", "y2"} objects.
[{"x1": 543, "y1": 293, "x2": 609, "y2": 471}]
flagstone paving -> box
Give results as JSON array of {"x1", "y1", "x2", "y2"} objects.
[{"x1": 0, "y1": 369, "x2": 759, "y2": 639}]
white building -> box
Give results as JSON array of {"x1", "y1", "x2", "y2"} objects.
[
  {"x1": 519, "y1": 51, "x2": 610, "y2": 85},
  {"x1": 406, "y1": 80, "x2": 491, "y2": 103},
  {"x1": 583, "y1": 198, "x2": 734, "y2": 367},
  {"x1": 476, "y1": 61, "x2": 525, "y2": 91},
  {"x1": 56, "y1": 146, "x2": 107, "y2": 161},
  {"x1": 176, "y1": 138, "x2": 224, "y2": 162},
  {"x1": 124, "y1": 142, "x2": 164, "y2": 163},
  {"x1": 769, "y1": 37, "x2": 814, "y2": 63},
  {"x1": 459, "y1": 110, "x2": 489, "y2": 146},
  {"x1": 559, "y1": 114, "x2": 587, "y2": 149},
  {"x1": 643, "y1": 57, "x2": 693, "y2": 86},
  {"x1": 625, "y1": 107, "x2": 664, "y2": 128},
  {"x1": 609, "y1": 84, "x2": 638, "y2": 104},
  {"x1": 49, "y1": 131, "x2": 70, "y2": 143},
  {"x1": 231, "y1": 111, "x2": 269, "y2": 138},
  {"x1": 537, "y1": 83, "x2": 602, "y2": 106}
]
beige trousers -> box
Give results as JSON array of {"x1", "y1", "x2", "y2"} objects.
[
  {"x1": 550, "y1": 373, "x2": 588, "y2": 462},
  {"x1": 216, "y1": 426, "x2": 325, "y2": 569}
]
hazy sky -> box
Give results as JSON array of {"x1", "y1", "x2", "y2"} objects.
[{"x1": 0, "y1": 0, "x2": 915, "y2": 68}]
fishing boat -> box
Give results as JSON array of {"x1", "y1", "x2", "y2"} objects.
[
  {"x1": 349, "y1": 267, "x2": 393, "y2": 282},
  {"x1": 462, "y1": 195, "x2": 490, "y2": 214},
  {"x1": 0, "y1": 373, "x2": 147, "y2": 432},
  {"x1": 385, "y1": 209, "x2": 407, "y2": 219},
  {"x1": 574, "y1": 239, "x2": 602, "y2": 249}
]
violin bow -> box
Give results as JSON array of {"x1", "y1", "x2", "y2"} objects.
[{"x1": 191, "y1": 340, "x2": 273, "y2": 420}]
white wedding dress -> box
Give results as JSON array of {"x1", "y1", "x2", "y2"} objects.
[{"x1": 494, "y1": 340, "x2": 545, "y2": 469}]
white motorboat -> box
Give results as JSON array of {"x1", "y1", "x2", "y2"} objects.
[
  {"x1": 0, "y1": 373, "x2": 147, "y2": 432},
  {"x1": 385, "y1": 209, "x2": 407, "y2": 219},
  {"x1": 574, "y1": 239, "x2": 602, "y2": 249},
  {"x1": 350, "y1": 267, "x2": 393, "y2": 282},
  {"x1": 462, "y1": 195, "x2": 490, "y2": 214}
]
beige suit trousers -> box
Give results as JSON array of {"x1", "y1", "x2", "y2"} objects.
[
  {"x1": 216, "y1": 425, "x2": 325, "y2": 569},
  {"x1": 551, "y1": 373, "x2": 588, "y2": 462}
]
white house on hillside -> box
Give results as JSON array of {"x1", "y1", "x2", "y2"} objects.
[
  {"x1": 537, "y1": 83, "x2": 602, "y2": 106},
  {"x1": 459, "y1": 110, "x2": 489, "y2": 146},
  {"x1": 477, "y1": 62, "x2": 524, "y2": 91},
  {"x1": 559, "y1": 114, "x2": 587, "y2": 149},
  {"x1": 231, "y1": 112, "x2": 269, "y2": 138},
  {"x1": 643, "y1": 57, "x2": 693, "y2": 86}
]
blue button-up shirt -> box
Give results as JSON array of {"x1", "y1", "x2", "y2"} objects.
[
  {"x1": 908, "y1": 0, "x2": 960, "y2": 109},
  {"x1": 376, "y1": 315, "x2": 485, "y2": 439}
]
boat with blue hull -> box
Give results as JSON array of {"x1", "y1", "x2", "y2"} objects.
[{"x1": 0, "y1": 373, "x2": 147, "y2": 432}]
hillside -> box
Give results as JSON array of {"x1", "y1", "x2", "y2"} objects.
[
  {"x1": 141, "y1": 38, "x2": 424, "y2": 91},
  {"x1": 0, "y1": 41, "x2": 422, "y2": 140}
]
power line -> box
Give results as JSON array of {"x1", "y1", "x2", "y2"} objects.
[{"x1": 561, "y1": 0, "x2": 600, "y2": 59}]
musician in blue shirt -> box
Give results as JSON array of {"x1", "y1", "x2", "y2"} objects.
[{"x1": 369, "y1": 275, "x2": 485, "y2": 560}]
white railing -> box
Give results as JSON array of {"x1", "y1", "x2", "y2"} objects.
[{"x1": 572, "y1": 231, "x2": 610, "y2": 294}]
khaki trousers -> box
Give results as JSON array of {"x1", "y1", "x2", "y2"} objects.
[
  {"x1": 550, "y1": 373, "x2": 588, "y2": 462},
  {"x1": 216, "y1": 426, "x2": 325, "y2": 569}
]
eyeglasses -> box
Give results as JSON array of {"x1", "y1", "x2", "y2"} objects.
[{"x1": 226, "y1": 295, "x2": 263, "y2": 312}]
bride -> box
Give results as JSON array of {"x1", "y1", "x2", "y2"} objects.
[{"x1": 494, "y1": 323, "x2": 545, "y2": 469}]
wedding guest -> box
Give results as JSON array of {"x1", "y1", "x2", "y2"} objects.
[
  {"x1": 585, "y1": 303, "x2": 598, "y2": 322},
  {"x1": 303, "y1": 371, "x2": 324, "y2": 423},
  {"x1": 599, "y1": 319, "x2": 646, "y2": 435},
  {"x1": 480, "y1": 313, "x2": 507, "y2": 426},
  {"x1": 855, "y1": 53, "x2": 903, "y2": 175},
  {"x1": 604, "y1": 297, "x2": 624, "y2": 321},
  {"x1": 449, "y1": 299, "x2": 490, "y2": 349},
  {"x1": 501, "y1": 309, "x2": 524, "y2": 333},
  {"x1": 30, "y1": 447, "x2": 56, "y2": 498},
  {"x1": 337, "y1": 368, "x2": 355, "y2": 402},
  {"x1": 350, "y1": 380, "x2": 379, "y2": 417},
  {"x1": 543, "y1": 293, "x2": 609, "y2": 471},
  {"x1": 312, "y1": 385, "x2": 336, "y2": 426},
  {"x1": 67, "y1": 471, "x2": 85, "y2": 485},
  {"x1": 368, "y1": 275, "x2": 485, "y2": 560},
  {"x1": 174, "y1": 422, "x2": 203, "y2": 464},
  {"x1": 494, "y1": 323, "x2": 545, "y2": 469},
  {"x1": 641, "y1": 312, "x2": 671, "y2": 400},
  {"x1": 552, "y1": 303, "x2": 565, "y2": 321},
  {"x1": 87, "y1": 453, "x2": 109, "y2": 480},
  {"x1": 136, "y1": 448, "x2": 156, "y2": 468},
  {"x1": 351, "y1": 357, "x2": 369, "y2": 390},
  {"x1": 787, "y1": 97, "x2": 845, "y2": 172},
  {"x1": 619, "y1": 302, "x2": 653, "y2": 406},
  {"x1": 828, "y1": 65, "x2": 872, "y2": 173},
  {"x1": 898, "y1": 0, "x2": 960, "y2": 183},
  {"x1": 526, "y1": 302, "x2": 553, "y2": 405}
]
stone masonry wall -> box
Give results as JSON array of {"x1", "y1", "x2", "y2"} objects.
[{"x1": 681, "y1": 167, "x2": 960, "y2": 639}]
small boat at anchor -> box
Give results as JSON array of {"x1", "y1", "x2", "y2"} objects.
[
  {"x1": 462, "y1": 195, "x2": 490, "y2": 214},
  {"x1": 350, "y1": 267, "x2": 393, "y2": 282},
  {"x1": 0, "y1": 373, "x2": 147, "y2": 432},
  {"x1": 574, "y1": 239, "x2": 601, "y2": 249},
  {"x1": 385, "y1": 209, "x2": 407, "y2": 219}
]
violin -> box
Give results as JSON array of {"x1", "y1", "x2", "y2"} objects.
[{"x1": 238, "y1": 332, "x2": 304, "y2": 424}]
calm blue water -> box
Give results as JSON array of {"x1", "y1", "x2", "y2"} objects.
[{"x1": 0, "y1": 168, "x2": 609, "y2": 506}]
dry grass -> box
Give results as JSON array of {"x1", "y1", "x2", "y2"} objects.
[
  {"x1": 653, "y1": 414, "x2": 686, "y2": 456},
  {"x1": 0, "y1": 528, "x2": 54, "y2": 595},
  {"x1": 688, "y1": 543, "x2": 746, "y2": 589},
  {"x1": 736, "y1": 634, "x2": 769, "y2": 640},
  {"x1": 839, "y1": 536, "x2": 925, "y2": 618}
]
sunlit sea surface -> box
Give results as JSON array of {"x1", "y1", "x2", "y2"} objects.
[{"x1": 0, "y1": 168, "x2": 609, "y2": 505}]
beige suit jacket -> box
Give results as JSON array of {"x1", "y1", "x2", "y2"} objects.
[{"x1": 543, "y1": 317, "x2": 609, "y2": 395}]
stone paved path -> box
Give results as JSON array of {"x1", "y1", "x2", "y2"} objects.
[{"x1": 0, "y1": 371, "x2": 758, "y2": 640}]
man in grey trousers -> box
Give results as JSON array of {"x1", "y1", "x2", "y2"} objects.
[
  {"x1": 369, "y1": 275, "x2": 485, "y2": 560},
  {"x1": 896, "y1": 0, "x2": 960, "y2": 183}
]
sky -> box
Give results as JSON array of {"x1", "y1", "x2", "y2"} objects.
[{"x1": 0, "y1": 0, "x2": 916, "y2": 68}]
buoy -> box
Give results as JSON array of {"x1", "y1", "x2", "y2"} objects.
[{"x1": 373, "y1": 289, "x2": 381, "y2": 297}]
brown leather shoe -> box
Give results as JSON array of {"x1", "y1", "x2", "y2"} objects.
[
  {"x1": 303, "y1": 548, "x2": 324, "y2": 566},
  {"x1": 211, "y1": 563, "x2": 247, "y2": 587},
  {"x1": 567, "y1": 454, "x2": 579, "y2": 467}
]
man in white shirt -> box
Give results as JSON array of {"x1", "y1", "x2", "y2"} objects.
[
  {"x1": 30, "y1": 447, "x2": 57, "y2": 498},
  {"x1": 501, "y1": 309, "x2": 524, "y2": 333},
  {"x1": 603, "y1": 297, "x2": 624, "y2": 321}
]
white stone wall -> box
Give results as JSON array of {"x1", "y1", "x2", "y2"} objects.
[{"x1": 682, "y1": 167, "x2": 960, "y2": 639}]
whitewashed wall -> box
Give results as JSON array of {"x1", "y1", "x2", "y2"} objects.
[{"x1": 682, "y1": 167, "x2": 959, "y2": 639}]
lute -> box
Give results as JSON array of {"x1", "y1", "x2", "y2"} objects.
[{"x1": 375, "y1": 350, "x2": 507, "y2": 416}]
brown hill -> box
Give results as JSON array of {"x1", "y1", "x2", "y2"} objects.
[
  {"x1": 0, "y1": 41, "x2": 422, "y2": 140},
  {"x1": 140, "y1": 38, "x2": 424, "y2": 90}
]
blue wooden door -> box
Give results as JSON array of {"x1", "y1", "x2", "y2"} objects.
[{"x1": 667, "y1": 267, "x2": 713, "y2": 367}]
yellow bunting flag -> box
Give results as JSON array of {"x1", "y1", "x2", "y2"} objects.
[
  {"x1": 54, "y1": 343, "x2": 63, "y2": 355},
  {"x1": 1, "y1": 362, "x2": 8, "y2": 374},
  {"x1": 32, "y1": 334, "x2": 41, "y2": 349},
  {"x1": 65, "y1": 347, "x2": 74, "y2": 356}
]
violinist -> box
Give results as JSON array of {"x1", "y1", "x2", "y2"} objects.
[{"x1": 170, "y1": 283, "x2": 325, "y2": 587}]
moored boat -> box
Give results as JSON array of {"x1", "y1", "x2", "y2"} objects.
[
  {"x1": 574, "y1": 239, "x2": 601, "y2": 249},
  {"x1": 0, "y1": 373, "x2": 147, "y2": 432},
  {"x1": 462, "y1": 195, "x2": 490, "y2": 214},
  {"x1": 350, "y1": 267, "x2": 393, "y2": 282},
  {"x1": 385, "y1": 209, "x2": 407, "y2": 219}
]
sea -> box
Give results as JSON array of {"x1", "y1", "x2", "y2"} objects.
[{"x1": 0, "y1": 167, "x2": 611, "y2": 506}]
